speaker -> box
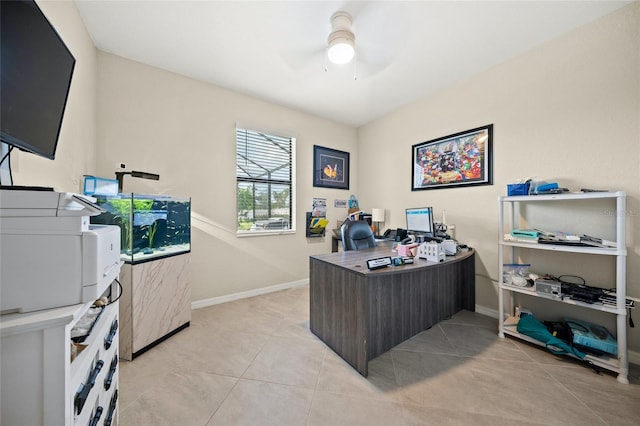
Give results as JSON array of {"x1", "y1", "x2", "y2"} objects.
[{"x1": 395, "y1": 228, "x2": 407, "y2": 242}]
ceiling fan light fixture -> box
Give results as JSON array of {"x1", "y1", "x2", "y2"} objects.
[
  {"x1": 327, "y1": 11, "x2": 355, "y2": 65},
  {"x1": 327, "y1": 31, "x2": 355, "y2": 65}
]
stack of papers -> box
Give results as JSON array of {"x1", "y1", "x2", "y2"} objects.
[
  {"x1": 581, "y1": 235, "x2": 616, "y2": 248},
  {"x1": 537, "y1": 230, "x2": 583, "y2": 245},
  {"x1": 504, "y1": 229, "x2": 616, "y2": 248}
]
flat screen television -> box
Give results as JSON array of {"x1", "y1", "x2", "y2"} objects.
[
  {"x1": 0, "y1": 0, "x2": 76, "y2": 161},
  {"x1": 406, "y1": 207, "x2": 434, "y2": 236}
]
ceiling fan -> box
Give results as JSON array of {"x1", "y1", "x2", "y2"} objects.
[{"x1": 277, "y1": 2, "x2": 409, "y2": 80}]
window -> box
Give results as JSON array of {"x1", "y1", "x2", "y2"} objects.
[{"x1": 236, "y1": 127, "x2": 295, "y2": 234}]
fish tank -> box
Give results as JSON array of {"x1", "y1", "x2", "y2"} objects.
[{"x1": 90, "y1": 193, "x2": 191, "y2": 264}]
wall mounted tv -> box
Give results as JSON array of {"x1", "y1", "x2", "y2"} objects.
[{"x1": 1, "y1": 0, "x2": 76, "y2": 161}]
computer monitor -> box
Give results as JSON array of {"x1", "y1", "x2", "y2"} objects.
[{"x1": 406, "y1": 207, "x2": 434, "y2": 236}]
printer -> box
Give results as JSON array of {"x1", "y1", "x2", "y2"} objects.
[{"x1": 0, "y1": 190, "x2": 122, "y2": 313}]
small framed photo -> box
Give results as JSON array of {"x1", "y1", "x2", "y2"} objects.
[
  {"x1": 313, "y1": 145, "x2": 350, "y2": 190},
  {"x1": 412, "y1": 124, "x2": 493, "y2": 191}
]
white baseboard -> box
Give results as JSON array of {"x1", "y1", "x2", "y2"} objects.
[
  {"x1": 475, "y1": 304, "x2": 499, "y2": 319},
  {"x1": 474, "y1": 304, "x2": 640, "y2": 366},
  {"x1": 191, "y1": 278, "x2": 309, "y2": 310}
]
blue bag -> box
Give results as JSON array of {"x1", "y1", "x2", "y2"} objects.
[{"x1": 516, "y1": 314, "x2": 585, "y2": 359}]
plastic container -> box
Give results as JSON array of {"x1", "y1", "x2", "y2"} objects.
[
  {"x1": 83, "y1": 176, "x2": 119, "y2": 196},
  {"x1": 507, "y1": 183, "x2": 530, "y2": 196},
  {"x1": 503, "y1": 263, "x2": 531, "y2": 287}
]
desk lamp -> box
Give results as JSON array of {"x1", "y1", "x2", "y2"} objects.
[{"x1": 372, "y1": 208, "x2": 385, "y2": 237}]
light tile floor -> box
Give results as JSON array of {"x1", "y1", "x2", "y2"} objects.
[{"x1": 119, "y1": 285, "x2": 640, "y2": 425}]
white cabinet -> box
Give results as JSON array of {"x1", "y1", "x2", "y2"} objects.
[
  {"x1": 0, "y1": 189, "x2": 122, "y2": 424},
  {"x1": 0, "y1": 286, "x2": 120, "y2": 425},
  {"x1": 497, "y1": 191, "x2": 628, "y2": 383}
]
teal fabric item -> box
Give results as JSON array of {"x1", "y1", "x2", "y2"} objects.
[{"x1": 516, "y1": 314, "x2": 586, "y2": 359}]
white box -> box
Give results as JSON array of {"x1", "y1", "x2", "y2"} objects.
[{"x1": 417, "y1": 241, "x2": 445, "y2": 263}]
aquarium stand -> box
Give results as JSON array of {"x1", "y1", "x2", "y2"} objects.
[{"x1": 119, "y1": 253, "x2": 191, "y2": 360}]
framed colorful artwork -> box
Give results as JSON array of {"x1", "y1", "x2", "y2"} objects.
[{"x1": 412, "y1": 125, "x2": 493, "y2": 191}]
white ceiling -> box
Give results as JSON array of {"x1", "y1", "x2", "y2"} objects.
[{"x1": 74, "y1": 0, "x2": 630, "y2": 127}]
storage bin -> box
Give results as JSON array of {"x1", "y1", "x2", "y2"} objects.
[
  {"x1": 507, "y1": 183, "x2": 530, "y2": 196},
  {"x1": 83, "y1": 176, "x2": 118, "y2": 196}
]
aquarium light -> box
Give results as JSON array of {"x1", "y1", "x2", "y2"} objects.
[{"x1": 115, "y1": 170, "x2": 160, "y2": 192}]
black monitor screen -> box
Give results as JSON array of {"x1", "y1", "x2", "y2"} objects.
[
  {"x1": 0, "y1": 0, "x2": 76, "y2": 160},
  {"x1": 406, "y1": 207, "x2": 434, "y2": 235}
]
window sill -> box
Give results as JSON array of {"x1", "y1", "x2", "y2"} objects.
[{"x1": 237, "y1": 229, "x2": 297, "y2": 237}]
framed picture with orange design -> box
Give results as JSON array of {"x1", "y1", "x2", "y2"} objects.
[
  {"x1": 412, "y1": 124, "x2": 493, "y2": 191},
  {"x1": 313, "y1": 145, "x2": 350, "y2": 190}
]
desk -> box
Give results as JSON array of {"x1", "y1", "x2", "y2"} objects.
[
  {"x1": 309, "y1": 244, "x2": 475, "y2": 376},
  {"x1": 331, "y1": 234, "x2": 340, "y2": 253}
]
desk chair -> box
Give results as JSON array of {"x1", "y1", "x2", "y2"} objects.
[{"x1": 341, "y1": 220, "x2": 377, "y2": 251}]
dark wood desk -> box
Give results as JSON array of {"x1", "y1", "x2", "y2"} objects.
[
  {"x1": 331, "y1": 234, "x2": 340, "y2": 253},
  {"x1": 310, "y1": 245, "x2": 475, "y2": 376}
]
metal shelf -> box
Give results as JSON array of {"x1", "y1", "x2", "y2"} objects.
[
  {"x1": 502, "y1": 321, "x2": 623, "y2": 375},
  {"x1": 500, "y1": 191, "x2": 624, "y2": 202},
  {"x1": 499, "y1": 284, "x2": 625, "y2": 315},
  {"x1": 498, "y1": 191, "x2": 628, "y2": 384},
  {"x1": 499, "y1": 240, "x2": 625, "y2": 256}
]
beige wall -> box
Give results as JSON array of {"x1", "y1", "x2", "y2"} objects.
[
  {"x1": 11, "y1": 1, "x2": 97, "y2": 191},
  {"x1": 358, "y1": 4, "x2": 639, "y2": 350},
  {"x1": 10, "y1": 2, "x2": 639, "y2": 354},
  {"x1": 95, "y1": 53, "x2": 358, "y2": 302}
]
